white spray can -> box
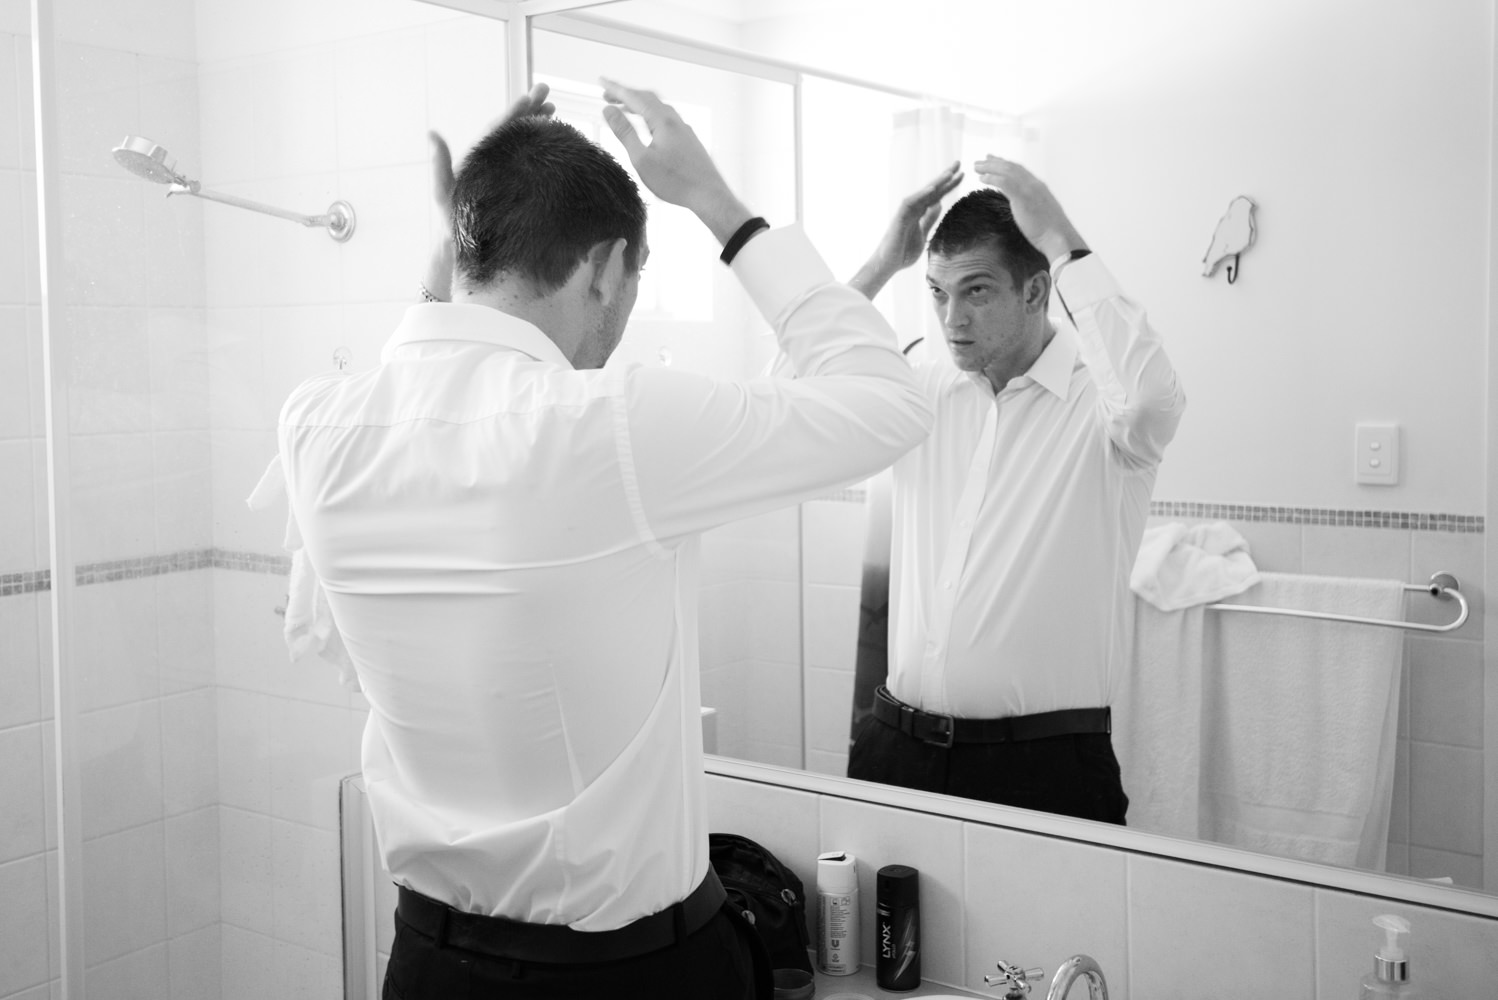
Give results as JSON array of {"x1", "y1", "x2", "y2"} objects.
[{"x1": 816, "y1": 850, "x2": 859, "y2": 975}]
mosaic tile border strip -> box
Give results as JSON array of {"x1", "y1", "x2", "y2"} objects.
[{"x1": 2, "y1": 547, "x2": 292, "y2": 595}]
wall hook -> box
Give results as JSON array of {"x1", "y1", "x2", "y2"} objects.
[{"x1": 1203, "y1": 196, "x2": 1256, "y2": 283}]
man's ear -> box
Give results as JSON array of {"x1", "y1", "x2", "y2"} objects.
[
  {"x1": 1024, "y1": 270, "x2": 1052, "y2": 314},
  {"x1": 586, "y1": 237, "x2": 631, "y2": 306}
]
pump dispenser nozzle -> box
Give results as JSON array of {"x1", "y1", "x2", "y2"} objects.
[{"x1": 1372, "y1": 914, "x2": 1410, "y2": 984}]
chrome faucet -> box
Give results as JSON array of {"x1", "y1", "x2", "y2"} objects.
[{"x1": 1046, "y1": 954, "x2": 1108, "y2": 1000}]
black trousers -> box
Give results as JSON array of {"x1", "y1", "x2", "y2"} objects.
[
  {"x1": 847, "y1": 714, "x2": 1129, "y2": 824},
  {"x1": 384, "y1": 901, "x2": 770, "y2": 1000}
]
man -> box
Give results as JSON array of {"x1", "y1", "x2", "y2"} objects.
[
  {"x1": 276, "y1": 81, "x2": 932, "y2": 999},
  {"x1": 845, "y1": 157, "x2": 1186, "y2": 824}
]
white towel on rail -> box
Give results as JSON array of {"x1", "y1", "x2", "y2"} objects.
[
  {"x1": 1198, "y1": 573, "x2": 1404, "y2": 870},
  {"x1": 1130, "y1": 521, "x2": 1260, "y2": 611},
  {"x1": 1115, "y1": 597, "x2": 1205, "y2": 840}
]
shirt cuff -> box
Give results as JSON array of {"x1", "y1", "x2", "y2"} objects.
[
  {"x1": 1052, "y1": 252, "x2": 1122, "y2": 315},
  {"x1": 729, "y1": 224, "x2": 836, "y2": 325}
]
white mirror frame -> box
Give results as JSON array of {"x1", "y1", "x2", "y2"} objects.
[{"x1": 414, "y1": 0, "x2": 1498, "y2": 918}]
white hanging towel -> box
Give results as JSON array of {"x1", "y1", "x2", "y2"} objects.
[
  {"x1": 245, "y1": 455, "x2": 360, "y2": 692},
  {"x1": 1130, "y1": 521, "x2": 1261, "y2": 611},
  {"x1": 1199, "y1": 573, "x2": 1404, "y2": 870}
]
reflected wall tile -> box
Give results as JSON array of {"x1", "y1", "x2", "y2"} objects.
[
  {"x1": 137, "y1": 55, "x2": 200, "y2": 169},
  {"x1": 1229, "y1": 518, "x2": 1301, "y2": 573},
  {"x1": 258, "y1": 303, "x2": 347, "y2": 415},
  {"x1": 1409, "y1": 529, "x2": 1483, "y2": 639},
  {"x1": 1406, "y1": 845, "x2": 1484, "y2": 890},
  {"x1": 144, "y1": 193, "x2": 207, "y2": 310},
  {"x1": 1301, "y1": 524, "x2": 1411, "y2": 582},
  {"x1": 161, "y1": 688, "x2": 219, "y2": 816},
  {"x1": 0, "y1": 35, "x2": 17, "y2": 169},
  {"x1": 0, "y1": 856, "x2": 53, "y2": 995},
  {"x1": 71, "y1": 578, "x2": 160, "y2": 713},
  {"x1": 253, "y1": 49, "x2": 338, "y2": 179},
  {"x1": 67, "y1": 432, "x2": 156, "y2": 563},
  {"x1": 78, "y1": 698, "x2": 164, "y2": 839},
  {"x1": 54, "y1": 0, "x2": 196, "y2": 60},
  {"x1": 213, "y1": 570, "x2": 286, "y2": 695},
  {"x1": 1128, "y1": 854, "x2": 1313, "y2": 999},
  {"x1": 219, "y1": 807, "x2": 273, "y2": 935},
  {"x1": 83, "y1": 943, "x2": 169, "y2": 998},
  {"x1": 203, "y1": 199, "x2": 269, "y2": 309},
  {"x1": 334, "y1": 32, "x2": 428, "y2": 170},
  {"x1": 745, "y1": 579, "x2": 800, "y2": 664},
  {"x1": 0, "y1": 306, "x2": 31, "y2": 434},
  {"x1": 804, "y1": 750, "x2": 846, "y2": 778},
  {"x1": 1407, "y1": 741, "x2": 1483, "y2": 856},
  {"x1": 66, "y1": 306, "x2": 152, "y2": 433},
  {"x1": 963, "y1": 824, "x2": 1127, "y2": 997},
  {"x1": 0, "y1": 593, "x2": 43, "y2": 729},
  {"x1": 268, "y1": 698, "x2": 358, "y2": 831},
  {"x1": 0, "y1": 438, "x2": 36, "y2": 570},
  {"x1": 803, "y1": 582, "x2": 859, "y2": 671},
  {"x1": 152, "y1": 428, "x2": 213, "y2": 553},
  {"x1": 336, "y1": 162, "x2": 428, "y2": 303},
  {"x1": 1314, "y1": 889, "x2": 1498, "y2": 998},
  {"x1": 168, "y1": 923, "x2": 221, "y2": 1000},
  {"x1": 165, "y1": 806, "x2": 220, "y2": 936},
  {"x1": 804, "y1": 665, "x2": 853, "y2": 756},
  {"x1": 271, "y1": 819, "x2": 341, "y2": 957},
  {"x1": 252, "y1": 175, "x2": 345, "y2": 306},
  {"x1": 820, "y1": 797, "x2": 966, "y2": 986},
  {"x1": 1407, "y1": 636, "x2": 1483, "y2": 748},
  {"x1": 209, "y1": 429, "x2": 281, "y2": 554},
  {"x1": 55, "y1": 42, "x2": 136, "y2": 178},
  {"x1": 802, "y1": 499, "x2": 867, "y2": 586},
  {"x1": 61, "y1": 175, "x2": 151, "y2": 308},
  {"x1": 219, "y1": 925, "x2": 275, "y2": 1000},
  {"x1": 14, "y1": 37, "x2": 33, "y2": 176},
  {"x1": 82, "y1": 821, "x2": 167, "y2": 964},
  {"x1": 156, "y1": 569, "x2": 215, "y2": 695},
  {"x1": 272, "y1": 939, "x2": 342, "y2": 1000},
  {"x1": 216, "y1": 688, "x2": 271, "y2": 813},
  {"x1": 148, "y1": 307, "x2": 211, "y2": 431},
  {"x1": 0, "y1": 723, "x2": 44, "y2": 864},
  {"x1": 196, "y1": 62, "x2": 258, "y2": 184},
  {"x1": 0, "y1": 170, "x2": 25, "y2": 304}
]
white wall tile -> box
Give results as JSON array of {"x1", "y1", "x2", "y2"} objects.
[
  {"x1": 156, "y1": 570, "x2": 215, "y2": 695},
  {"x1": 144, "y1": 194, "x2": 207, "y2": 310},
  {"x1": 1229, "y1": 519, "x2": 1301, "y2": 573},
  {"x1": 216, "y1": 689, "x2": 271, "y2": 813},
  {"x1": 0, "y1": 723, "x2": 44, "y2": 866},
  {"x1": 964, "y1": 824, "x2": 1128, "y2": 997},
  {"x1": 212, "y1": 570, "x2": 284, "y2": 696},
  {"x1": 819, "y1": 797, "x2": 965, "y2": 987},
  {"x1": 1406, "y1": 845, "x2": 1484, "y2": 890},
  {"x1": 54, "y1": 0, "x2": 194, "y2": 59},
  {"x1": 55, "y1": 42, "x2": 136, "y2": 178},
  {"x1": 82, "y1": 821, "x2": 167, "y2": 964},
  {"x1": 210, "y1": 430, "x2": 283, "y2": 554},
  {"x1": 202, "y1": 200, "x2": 268, "y2": 309},
  {"x1": 422, "y1": 16, "x2": 510, "y2": 159},
  {"x1": 152, "y1": 429, "x2": 212, "y2": 553},
  {"x1": 805, "y1": 750, "x2": 847, "y2": 778},
  {"x1": 1407, "y1": 742, "x2": 1483, "y2": 856},
  {"x1": 0, "y1": 171, "x2": 26, "y2": 304},
  {"x1": 165, "y1": 807, "x2": 220, "y2": 937},
  {"x1": 700, "y1": 509, "x2": 800, "y2": 586},
  {"x1": 267, "y1": 698, "x2": 358, "y2": 831},
  {"x1": 218, "y1": 924, "x2": 274, "y2": 1000},
  {"x1": 219, "y1": 807, "x2": 273, "y2": 936},
  {"x1": 272, "y1": 938, "x2": 342, "y2": 1000},
  {"x1": 12, "y1": 36, "x2": 33, "y2": 176},
  {"x1": 168, "y1": 923, "x2": 221, "y2": 1000},
  {"x1": 0, "y1": 856, "x2": 48, "y2": 994},
  {"x1": 195, "y1": 60, "x2": 259, "y2": 186},
  {"x1": 1128, "y1": 853, "x2": 1313, "y2": 1000},
  {"x1": 0, "y1": 35, "x2": 18, "y2": 170},
  {"x1": 334, "y1": 31, "x2": 428, "y2": 171},
  {"x1": 335, "y1": 163, "x2": 429, "y2": 306},
  {"x1": 66, "y1": 306, "x2": 152, "y2": 434},
  {"x1": 1314, "y1": 889, "x2": 1498, "y2": 1000},
  {"x1": 0, "y1": 594, "x2": 43, "y2": 730},
  {"x1": 78, "y1": 698, "x2": 164, "y2": 839},
  {"x1": 161, "y1": 688, "x2": 218, "y2": 816},
  {"x1": 802, "y1": 499, "x2": 867, "y2": 586},
  {"x1": 0, "y1": 307, "x2": 30, "y2": 434},
  {"x1": 1407, "y1": 636, "x2": 1483, "y2": 748},
  {"x1": 1409, "y1": 530, "x2": 1483, "y2": 639},
  {"x1": 84, "y1": 943, "x2": 169, "y2": 998},
  {"x1": 1301, "y1": 525, "x2": 1411, "y2": 582},
  {"x1": 256, "y1": 303, "x2": 347, "y2": 418},
  {"x1": 250, "y1": 175, "x2": 346, "y2": 305},
  {"x1": 270, "y1": 819, "x2": 341, "y2": 957},
  {"x1": 0, "y1": 439, "x2": 35, "y2": 570},
  {"x1": 66, "y1": 433, "x2": 157, "y2": 565},
  {"x1": 253, "y1": 50, "x2": 338, "y2": 180},
  {"x1": 62, "y1": 174, "x2": 151, "y2": 307},
  {"x1": 137, "y1": 55, "x2": 200, "y2": 186},
  {"x1": 804, "y1": 665, "x2": 853, "y2": 756},
  {"x1": 803, "y1": 583, "x2": 860, "y2": 672},
  {"x1": 704, "y1": 775, "x2": 822, "y2": 919},
  {"x1": 71, "y1": 578, "x2": 160, "y2": 712},
  {"x1": 147, "y1": 307, "x2": 210, "y2": 432}
]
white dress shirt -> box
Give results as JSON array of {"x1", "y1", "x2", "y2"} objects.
[
  {"x1": 276, "y1": 226, "x2": 931, "y2": 931},
  {"x1": 887, "y1": 254, "x2": 1185, "y2": 719}
]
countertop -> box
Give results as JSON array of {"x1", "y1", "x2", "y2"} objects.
[{"x1": 811, "y1": 965, "x2": 987, "y2": 998}]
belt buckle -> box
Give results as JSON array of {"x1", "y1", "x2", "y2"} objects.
[{"x1": 919, "y1": 710, "x2": 956, "y2": 749}]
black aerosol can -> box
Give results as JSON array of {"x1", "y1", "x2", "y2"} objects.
[{"x1": 875, "y1": 864, "x2": 920, "y2": 991}]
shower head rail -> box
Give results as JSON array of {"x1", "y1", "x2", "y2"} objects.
[{"x1": 165, "y1": 180, "x2": 356, "y2": 242}]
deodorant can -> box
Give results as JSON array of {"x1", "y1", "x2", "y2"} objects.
[
  {"x1": 816, "y1": 851, "x2": 859, "y2": 975},
  {"x1": 875, "y1": 864, "x2": 920, "y2": 991}
]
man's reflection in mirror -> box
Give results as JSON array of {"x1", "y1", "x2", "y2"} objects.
[{"x1": 845, "y1": 157, "x2": 1187, "y2": 824}]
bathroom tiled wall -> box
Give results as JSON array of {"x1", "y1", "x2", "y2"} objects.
[
  {"x1": 704, "y1": 770, "x2": 1498, "y2": 999},
  {"x1": 797, "y1": 491, "x2": 1489, "y2": 891}
]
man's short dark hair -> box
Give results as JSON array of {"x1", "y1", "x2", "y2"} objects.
[
  {"x1": 928, "y1": 188, "x2": 1048, "y2": 290},
  {"x1": 451, "y1": 116, "x2": 647, "y2": 292}
]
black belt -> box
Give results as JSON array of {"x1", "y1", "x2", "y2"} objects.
[
  {"x1": 872, "y1": 685, "x2": 1111, "y2": 748},
  {"x1": 395, "y1": 869, "x2": 727, "y2": 965}
]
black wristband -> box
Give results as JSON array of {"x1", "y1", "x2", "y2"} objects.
[{"x1": 719, "y1": 217, "x2": 770, "y2": 265}]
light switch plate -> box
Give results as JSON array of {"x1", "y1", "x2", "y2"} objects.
[{"x1": 1354, "y1": 423, "x2": 1399, "y2": 485}]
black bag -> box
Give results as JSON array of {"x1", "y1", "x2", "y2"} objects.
[{"x1": 709, "y1": 832, "x2": 813, "y2": 974}]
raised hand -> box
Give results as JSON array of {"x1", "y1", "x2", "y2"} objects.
[
  {"x1": 972, "y1": 156, "x2": 1086, "y2": 265},
  {"x1": 423, "y1": 84, "x2": 555, "y2": 302},
  {"x1": 600, "y1": 77, "x2": 751, "y2": 245},
  {"x1": 849, "y1": 162, "x2": 963, "y2": 300}
]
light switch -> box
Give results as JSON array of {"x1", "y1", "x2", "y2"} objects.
[{"x1": 1354, "y1": 423, "x2": 1399, "y2": 485}]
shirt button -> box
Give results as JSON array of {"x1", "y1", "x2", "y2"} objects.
[{"x1": 942, "y1": 580, "x2": 953, "y2": 590}]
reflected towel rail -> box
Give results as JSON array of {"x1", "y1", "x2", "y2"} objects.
[{"x1": 1207, "y1": 572, "x2": 1468, "y2": 633}]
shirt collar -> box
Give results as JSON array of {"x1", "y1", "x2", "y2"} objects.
[
  {"x1": 380, "y1": 303, "x2": 574, "y2": 369},
  {"x1": 961, "y1": 322, "x2": 1079, "y2": 400}
]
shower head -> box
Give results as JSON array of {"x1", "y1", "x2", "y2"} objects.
[{"x1": 112, "y1": 135, "x2": 193, "y2": 187}]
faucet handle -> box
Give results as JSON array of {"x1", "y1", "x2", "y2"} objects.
[{"x1": 984, "y1": 961, "x2": 1046, "y2": 997}]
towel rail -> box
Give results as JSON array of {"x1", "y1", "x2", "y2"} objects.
[{"x1": 1207, "y1": 572, "x2": 1468, "y2": 634}]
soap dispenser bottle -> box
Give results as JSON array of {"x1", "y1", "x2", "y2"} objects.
[{"x1": 1359, "y1": 914, "x2": 1421, "y2": 1000}]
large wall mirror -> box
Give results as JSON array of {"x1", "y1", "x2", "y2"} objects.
[{"x1": 437, "y1": 0, "x2": 1497, "y2": 915}]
